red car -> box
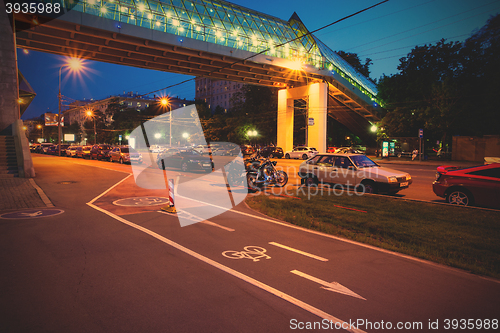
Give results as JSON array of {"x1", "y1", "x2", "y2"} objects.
[
  {"x1": 327, "y1": 147, "x2": 337, "y2": 153},
  {"x1": 432, "y1": 163, "x2": 500, "y2": 208}
]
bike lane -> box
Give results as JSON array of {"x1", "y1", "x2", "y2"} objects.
[{"x1": 89, "y1": 181, "x2": 500, "y2": 333}]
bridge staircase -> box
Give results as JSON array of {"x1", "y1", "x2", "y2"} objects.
[{"x1": 0, "y1": 136, "x2": 19, "y2": 178}]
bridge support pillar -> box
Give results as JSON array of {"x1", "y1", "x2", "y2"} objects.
[
  {"x1": 277, "y1": 82, "x2": 328, "y2": 153},
  {"x1": 0, "y1": 6, "x2": 20, "y2": 135}
]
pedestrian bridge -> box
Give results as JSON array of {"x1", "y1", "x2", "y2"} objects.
[{"x1": 15, "y1": 0, "x2": 381, "y2": 150}]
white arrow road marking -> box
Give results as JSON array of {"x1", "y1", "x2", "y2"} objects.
[
  {"x1": 291, "y1": 270, "x2": 366, "y2": 300},
  {"x1": 269, "y1": 242, "x2": 328, "y2": 262}
]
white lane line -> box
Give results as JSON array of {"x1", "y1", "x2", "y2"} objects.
[
  {"x1": 157, "y1": 210, "x2": 235, "y2": 232},
  {"x1": 291, "y1": 270, "x2": 366, "y2": 301},
  {"x1": 88, "y1": 174, "x2": 133, "y2": 205},
  {"x1": 87, "y1": 198, "x2": 365, "y2": 333},
  {"x1": 269, "y1": 242, "x2": 328, "y2": 262}
]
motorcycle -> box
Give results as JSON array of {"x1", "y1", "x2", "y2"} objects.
[{"x1": 245, "y1": 154, "x2": 288, "y2": 192}]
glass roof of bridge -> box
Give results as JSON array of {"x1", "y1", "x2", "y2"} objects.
[{"x1": 65, "y1": 0, "x2": 378, "y2": 98}]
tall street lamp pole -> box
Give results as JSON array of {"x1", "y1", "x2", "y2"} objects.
[
  {"x1": 57, "y1": 58, "x2": 84, "y2": 156},
  {"x1": 86, "y1": 110, "x2": 97, "y2": 145},
  {"x1": 58, "y1": 65, "x2": 63, "y2": 156}
]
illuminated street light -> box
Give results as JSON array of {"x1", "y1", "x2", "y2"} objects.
[
  {"x1": 58, "y1": 57, "x2": 84, "y2": 155},
  {"x1": 85, "y1": 109, "x2": 97, "y2": 145},
  {"x1": 247, "y1": 129, "x2": 258, "y2": 145},
  {"x1": 370, "y1": 124, "x2": 377, "y2": 133},
  {"x1": 159, "y1": 96, "x2": 172, "y2": 146},
  {"x1": 37, "y1": 124, "x2": 44, "y2": 142}
]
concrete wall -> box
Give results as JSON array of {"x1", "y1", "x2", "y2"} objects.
[
  {"x1": 0, "y1": 4, "x2": 19, "y2": 135},
  {"x1": 452, "y1": 136, "x2": 500, "y2": 162}
]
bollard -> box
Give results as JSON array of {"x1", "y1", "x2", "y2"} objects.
[{"x1": 161, "y1": 178, "x2": 177, "y2": 213}]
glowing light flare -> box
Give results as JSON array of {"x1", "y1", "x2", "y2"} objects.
[
  {"x1": 138, "y1": 3, "x2": 146, "y2": 12},
  {"x1": 59, "y1": 53, "x2": 97, "y2": 94},
  {"x1": 284, "y1": 60, "x2": 303, "y2": 71},
  {"x1": 159, "y1": 97, "x2": 170, "y2": 108}
]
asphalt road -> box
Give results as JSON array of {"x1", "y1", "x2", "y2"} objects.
[{"x1": 1, "y1": 154, "x2": 498, "y2": 333}]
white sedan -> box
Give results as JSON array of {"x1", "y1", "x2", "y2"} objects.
[{"x1": 284, "y1": 147, "x2": 318, "y2": 160}]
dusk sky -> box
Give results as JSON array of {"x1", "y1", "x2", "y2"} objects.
[{"x1": 18, "y1": 0, "x2": 500, "y2": 120}]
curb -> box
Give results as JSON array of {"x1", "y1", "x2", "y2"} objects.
[{"x1": 29, "y1": 178, "x2": 54, "y2": 208}]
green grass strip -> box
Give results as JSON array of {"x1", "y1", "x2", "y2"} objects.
[{"x1": 246, "y1": 192, "x2": 500, "y2": 279}]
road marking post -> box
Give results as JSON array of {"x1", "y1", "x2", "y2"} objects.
[{"x1": 161, "y1": 178, "x2": 177, "y2": 213}]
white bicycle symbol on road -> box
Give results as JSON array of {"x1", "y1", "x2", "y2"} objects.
[{"x1": 222, "y1": 246, "x2": 271, "y2": 262}]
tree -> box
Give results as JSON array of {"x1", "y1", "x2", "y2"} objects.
[
  {"x1": 377, "y1": 13, "x2": 500, "y2": 147},
  {"x1": 377, "y1": 39, "x2": 465, "y2": 145},
  {"x1": 336, "y1": 51, "x2": 373, "y2": 79},
  {"x1": 229, "y1": 85, "x2": 279, "y2": 144}
]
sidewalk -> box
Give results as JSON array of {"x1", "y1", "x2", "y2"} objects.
[
  {"x1": 0, "y1": 178, "x2": 53, "y2": 212},
  {"x1": 368, "y1": 156, "x2": 481, "y2": 168}
]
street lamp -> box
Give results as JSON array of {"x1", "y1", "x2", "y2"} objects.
[
  {"x1": 86, "y1": 109, "x2": 97, "y2": 145},
  {"x1": 154, "y1": 132, "x2": 161, "y2": 145},
  {"x1": 37, "y1": 124, "x2": 44, "y2": 142},
  {"x1": 58, "y1": 57, "x2": 84, "y2": 156},
  {"x1": 247, "y1": 129, "x2": 258, "y2": 146},
  {"x1": 159, "y1": 97, "x2": 171, "y2": 146}
]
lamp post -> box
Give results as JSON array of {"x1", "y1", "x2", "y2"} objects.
[
  {"x1": 247, "y1": 129, "x2": 258, "y2": 146},
  {"x1": 86, "y1": 109, "x2": 97, "y2": 145},
  {"x1": 58, "y1": 58, "x2": 83, "y2": 156},
  {"x1": 37, "y1": 124, "x2": 44, "y2": 142},
  {"x1": 159, "y1": 97, "x2": 171, "y2": 146}
]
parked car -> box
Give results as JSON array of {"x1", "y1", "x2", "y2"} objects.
[
  {"x1": 65, "y1": 146, "x2": 79, "y2": 157},
  {"x1": 109, "y1": 146, "x2": 143, "y2": 164},
  {"x1": 149, "y1": 145, "x2": 163, "y2": 153},
  {"x1": 433, "y1": 163, "x2": 500, "y2": 208},
  {"x1": 156, "y1": 148, "x2": 180, "y2": 168},
  {"x1": 159, "y1": 148, "x2": 213, "y2": 172},
  {"x1": 57, "y1": 144, "x2": 70, "y2": 156},
  {"x1": 193, "y1": 145, "x2": 212, "y2": 155},
  {"x1": 76, "y1": 146, "x2": 92, "y2": 159},
  {"x1": 334, "y1": 147, "x2": 365, "y2": 154},
  {"x1": 90, "y1": 144, "x2": 112, "y2": 161},
  {"x1": 284, "y1": 146, "x2": 318, "y2": 160},
  {"x1": 46, "y1": 145, "x2": 58, "y2": 155},
  {"x1": 40, "y1": 143, "x2": 54, "y2": 154},
  {"x1": 30, "y1": 143, "x2": 41, "y2": 152},
  {"x1": 298, "y1": 153, "x2": 412, "y2": 194},
  {"x1": 327, "y1": 147, "x2": 337, "y2": 153},
  {"x1": 260, "y1": 146, "x2": 284, "y2": 159}
]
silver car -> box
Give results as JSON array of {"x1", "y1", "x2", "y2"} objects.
[
  {"x1": 284, "y1": 146, "x2": 318, "y2": 160},
  {"x1": 298, "y1": 153, "x2": 412, "y2": 194}
]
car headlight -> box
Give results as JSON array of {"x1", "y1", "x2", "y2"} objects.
[
  {"x1": 388, "y1": 176, "x2": 398, "y2": 183},
  {"x1": 406, "y1": 174, "x2": 411, "y2": 181}
]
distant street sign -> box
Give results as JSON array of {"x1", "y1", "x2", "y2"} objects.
[
  {"x1": 419, "y1": 129, "x2": 423, "y2": 138},
  {"x1": 0, "y1": 209, "x2": 64, "y2": 219}
]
